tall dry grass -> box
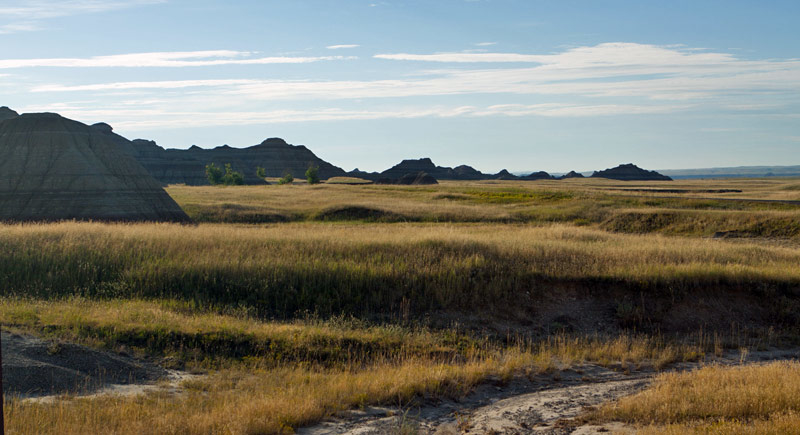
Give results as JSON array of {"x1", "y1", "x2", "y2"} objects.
[
  {"x1": 1, "y1": 298, "x2": 707, "y2": 434},
  {"x1": 2, "y1": 222, "x2": 799, "y2": 319},
  {"x1": 593, "y1": 361, "x2": 800, "y2": 434}
]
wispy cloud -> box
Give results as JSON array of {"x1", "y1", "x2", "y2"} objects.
[
  {"x1": 0, "y1": 0, "x2": 164, "y2": 34},
  {"x1": 26, "y1": 102, "x2": 683, "y2": 130},
  {"x1": 0, "y1": 22, "x2": 41, "y2": 34},
  {"x1": 0, "y1": 51, "x2": 353, "y2": 68},
  {"x1": 35, "y1": 43, "x2": 800, "y2": 104},
  {"x1": 326, "y1": 44, "x2": 360, "y2": 50},
  {"x1": 20, "y1": 42, "x2": 800, "y2": 131},
  {"x1": 375, "y1": 52, "x2": 548, "y2": 62},
  {"x1": 475, "y1": 42, "x2": 497, "y2": 47}
]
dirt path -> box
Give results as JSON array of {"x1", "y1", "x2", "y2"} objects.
[{"x1": 299, "y1": 349, "x2": 800, "y2": 434}]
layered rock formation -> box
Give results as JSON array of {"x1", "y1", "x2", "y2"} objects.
[
  {"x1": 87, "y1": 123, "x2": 346, "y2": 185},
  {"x1": 591, "y1": 164, "x2": 672, "y2": 181},
  {"x1": 0, "y1": 106, "x2": 19, "y2": 122},
  {"x1": 179, "y1": 138, "x2": 346, "y2": 184},
  {"x1": 0, "y1": 113, "x2": 190, "y2": 222}
]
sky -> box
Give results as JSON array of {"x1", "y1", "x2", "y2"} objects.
[{"x1": 1, "y1": 0, "x2": 799, "y2": 173}]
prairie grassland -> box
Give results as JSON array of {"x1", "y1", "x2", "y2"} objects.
[
  {"x1": 3, "y1": 221, "x2": 800, "y2": 320},
  {"x1": 3, "y1": 180, "x2": 800, "y2": 433},
  {"x1": 592, "y1": 361, "x2": 800, "y2": 434},
  {"x1": 166, "y1": 179, "x2": 800, "y2": 238},
  {"x1": 2, "y1": 299, "x2": 709, "y2": 435}
]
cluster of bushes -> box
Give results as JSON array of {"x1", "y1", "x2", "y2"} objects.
[
  {"x1": 205, "y1": 163, "x2": 244, "y2": 186},
  {"x1": 206, "y1": 163, "x2": 320, "y2": 185}
]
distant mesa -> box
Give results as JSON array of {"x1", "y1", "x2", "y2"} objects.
[
  {"x1": 350, "y1": 157, "x2": 554, "y2": 181},
  {"x1": 559, "y1": 171, "x2": 585, "y2": 179},
  {"x1": 0, "y1": 112, "x2": 190, "y2": 222},
  {"x1": 522, "y1": 171, "x2": 555, "y2": 181},
  {"x1": 0, "y1": 106, "x2": 19, "y2": 122},
  {"x1": 493, "y1": 169, "x2": 519, "y2": 180},
  {"x1": 375, "y1": 171, "x2": 439, "y2": 185},
  {"x1": 591, "y1": 163, "x2": 672, "y2": 181}
]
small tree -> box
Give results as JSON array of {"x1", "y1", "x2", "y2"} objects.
[
  {"x1": 277, "y1": 170, "x2": 294, "y2": 185},
  {"x1": 305, "y1": 164, "x2": 320, "y2": 185},
  {"x1": 205, "y1": 163, "x2": 223, "y2": 185},
  {"x1": 222, "y1": 163, "x2": 244, "y2": 185},
  {"x1": 256, "y1": 166, "x2": 266, "y2": 179}
]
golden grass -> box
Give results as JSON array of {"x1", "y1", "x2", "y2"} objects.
[
  {"x1": 165, "y1": 179, "x2": 800, "y2": 239},
  {"x1": 593, "y1": 361, "x2": 800, "y2": 434},
  {"x1": 1, "y1": 298, "x2": 707, "y2": 435},
  {"x1": 3, "y1": 221, "x2": 799, "y2": 321}
]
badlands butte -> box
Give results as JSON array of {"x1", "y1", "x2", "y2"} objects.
[{"x1": 0, "y1": 107, "x2": 671, "y2": 192}]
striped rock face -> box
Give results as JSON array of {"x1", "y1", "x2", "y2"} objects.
[{"x1": 0, "y1": 113, "x2": 190, "y2": 222}]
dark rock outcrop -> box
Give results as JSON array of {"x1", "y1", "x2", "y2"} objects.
[
  {"x1": 591, "y1": 164, "x2": 672, "y2": 181},
  {"x1": 0, "y1": 113, "x2": 190, "y2": 222},
  {"x1": 375, "y1": 172, "x2": 438, "y2": 185},
  {"x1": 0, "y1": 106, "x2": 19, "y2": 122},
  {"x1": 359, "y1": 158, "x2": 538, "y2": 181},
  {"x1": 559, "y1": 171, "x2": 585, "y2": 179},
  {"x1": 89, "y1": 126, "x2": 346, "y2": 185},
  {"x1": 522, "y1": 171, "x2": 556, "y2": 180},
  {"x1": 493, "y1": 169, "x2": 520, "y2": 180},
  {"x1": 178, "y1": 138, "x2": 347, "y2": 184}
]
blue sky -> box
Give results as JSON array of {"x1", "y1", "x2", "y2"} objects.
[{"x1": 1, "y1": 0, "x2": 799, "y2": 173}]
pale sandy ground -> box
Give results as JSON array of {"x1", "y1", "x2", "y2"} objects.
[{"x1": 299, "y1": 349, "x2": 800, "y2": 435}]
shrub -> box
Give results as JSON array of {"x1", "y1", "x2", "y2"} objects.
[
  {"x1": 256, "y1": 167, "x2": 266, "y2": 179},
  {"x1": 277, "y1": 170, "x2": 294, "y2": 185},
  {"x1": 205, "y1": 163, "x2": 223, "y2": 185},
  {"x1": 306, "y1": 165, "x2": 320, "y2": 185},
  {"x1": 221, "y1": 163, "x2": 244, "y2": 186}
]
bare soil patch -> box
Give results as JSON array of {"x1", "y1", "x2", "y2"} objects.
[
  {"x1": 298, "y1": 348, "x2": 800, "y2": 434},
  {"x1": 2, "y1": 331, "x2": 168, "y2": 398}
]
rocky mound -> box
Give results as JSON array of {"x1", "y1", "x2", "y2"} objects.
[
  {"x1": 493, "y1": 169, "x2": 520, "y2": 180},
  {"x1": 559, "y1": 171, "x2": 585, "y2": 179},
  {"x1": 0, "y1": 106, "x2": 19, "y2": 122},
  {"x1": 522, "y1": 171, "x2": 556, "y2": 180},
  {"x1": 375, "y1": 171, "x2": 438, "y2": 185},
  {"x1": 358, "y1": 158, "x2": 540, "y2": 181},
  {"x1": 0, "y1": 113, "x2": 190, "y2": 222},
  {"x1": 591, "y1": 164, "x2": 672, "y2": 181}
]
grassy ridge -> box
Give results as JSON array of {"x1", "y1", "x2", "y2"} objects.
[
  {"x1": 166, "y1": 181, "x2": 800, "y2": 238},
  {"x1": 3, "y1": 222, "x2": 800, "y2": 321}
]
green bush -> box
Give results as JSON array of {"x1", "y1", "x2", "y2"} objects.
[
  {"x1": 205, "y1": 163, "x2": 223, "y2": 185},
  {"x1": 306, "y1": 165, "x2": 320, "y2": 185},
  {"x1": 222, "y1": 163, "x2": 244, "y2": 185},
  {"x1": 256, "y1": 166, "x2": 266, "y2": 179},
  {"x1": 277, "y1": 170, "x2": 294, "y2": 185}
]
